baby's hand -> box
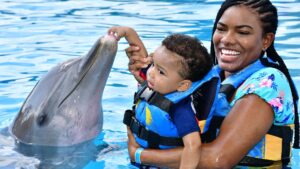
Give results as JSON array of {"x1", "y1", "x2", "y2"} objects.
[{"x1": 108, "y1": 26, "x2": 129, "y2": 41}]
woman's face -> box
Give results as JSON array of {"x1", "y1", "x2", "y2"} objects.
[{"x1": 213, "y1": 5, "x2": 268, "y2": 73}]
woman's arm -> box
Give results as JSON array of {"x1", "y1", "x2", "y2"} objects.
[
  {"x1": 127, "y1": 128, "x2": 182, "y2": 168},
  {"x1": 128, "y1": 94, "x2": 274, "y2": 168},
  {"x1": 180, "y1": 132, "x2": 201, "y2": 169},
  {"x1": 197, "y1": 94, "x2": 274, "y2": 168},
  {"x1": 125, "y1": 45, "x2": 151, "y2": 83}
]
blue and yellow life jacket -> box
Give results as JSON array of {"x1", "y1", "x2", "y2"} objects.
[
  {"x1": 123, "y1": 68, "x2": 220, "y2": 149},
  {"x1": 202, "y1": 60, "x2": 297, "y2": 167}
]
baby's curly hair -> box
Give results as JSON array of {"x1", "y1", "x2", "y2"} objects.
[{"x1": 162, "y1": 34, "x2": 212, "y2": 82}]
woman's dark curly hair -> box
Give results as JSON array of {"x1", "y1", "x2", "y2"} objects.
[
  {"x1": 210, "y1": 0, "x2": 299, "y2": 148},
  {"x1": 162, "y1": 34, "x2": 212, "y2": 82}
]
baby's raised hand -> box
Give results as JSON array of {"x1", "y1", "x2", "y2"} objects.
[{"x1": 108, "y1": 26, "x2": 130, "y2": 41}]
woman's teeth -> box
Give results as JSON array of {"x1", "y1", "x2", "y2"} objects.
[{"x1": 221, "y1": 49, "x2": 240, "y2": 55}]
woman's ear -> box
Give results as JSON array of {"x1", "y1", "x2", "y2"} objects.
[
  {"x1": 262, "y1": 33, "x2": 275, "y2": 51},
  {"x1": 177, "y1": 80, "x2": 192, "y2": 92}
]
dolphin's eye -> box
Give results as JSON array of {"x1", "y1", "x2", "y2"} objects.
[{"x1": 37, "y1": 113, "x2": 48, "y2": 126}]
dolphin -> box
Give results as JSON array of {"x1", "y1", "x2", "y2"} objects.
[{"x1": 10, "y1": 34, "x2": 118, "y2": 147}]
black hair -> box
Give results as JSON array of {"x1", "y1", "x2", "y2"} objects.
[
  {"x1": 162, "y1": 34, "x2": 212, "y2": 82},
  {"x1": 210, "y1": 0, "x2": 299, "y2": 148}
]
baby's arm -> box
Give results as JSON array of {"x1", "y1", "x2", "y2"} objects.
[
  {"x1": 180, "y1": 132, "x2": 201, "y2": 169},
  {"x1": 108, "y1": 26, "x2": 148, "y2": 57}
]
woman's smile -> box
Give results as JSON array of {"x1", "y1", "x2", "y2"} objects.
[{"x1": 219, "y1": 48, "x2": 241, "y2": 62}]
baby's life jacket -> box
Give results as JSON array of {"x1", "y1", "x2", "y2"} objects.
[{"x1": 123, "y1": 68, "x2": 220, "y2": 149}]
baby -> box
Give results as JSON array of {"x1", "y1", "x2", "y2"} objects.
[{"x1": 108, "y1": 26, "x2": 213, "y2": 169}]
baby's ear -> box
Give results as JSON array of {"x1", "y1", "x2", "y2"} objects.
[{"x1": 177, "y1": 80, "x2": 192, "y2": 92}]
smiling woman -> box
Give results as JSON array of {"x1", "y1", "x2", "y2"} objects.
[
  {"x1": 124, "y1": 0, "x2": 299, "y2": 168},
  {"x1": 213, "y1": 5, "x2": 274, "y2": 73},
  {"x1": 0, "y1": 0, "x2": 299, "y2": 168}
]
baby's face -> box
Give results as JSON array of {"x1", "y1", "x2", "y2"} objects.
[{"x1": 146, "y1": 46, "x2": 184, "y2": 94}]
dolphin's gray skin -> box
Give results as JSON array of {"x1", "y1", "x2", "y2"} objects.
[{"x1": 10, "y1": 34, "x2": 118, "y2": 147}]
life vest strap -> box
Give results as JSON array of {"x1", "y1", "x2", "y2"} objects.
[
  {"x1": 147, "y1": 92, "x2": 173, "y2": 113},
  {"x1": 204, "y1": 116, "x2": 292, "y2": 166},
  {"x1": 239, "y1": 156, "x2": 289, "y2": 167},
  {"x1": 219, "y1": 84, "x2": 236, "y2": 101},
  {"x1": 268, "y1": 125, "x2": 293, "y2": 162},
  {"x1": 123, "y1": 109, "x2": 184, "y2": 148},
  {"x1": 192, "y1": 77, "x2": 219, "y2": 120},
  {"x1": 134, "y1": 81, "x2": 173, "y2": 113},
  {"x1": 201, "y1": 116, "x2": 223, "y2": 143},
  {"x1": 239, "y1": 156, "x2": 274, "y2": 167}
]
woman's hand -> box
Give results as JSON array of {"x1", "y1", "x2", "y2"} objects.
[
  {"x1": 127, "y1": 127, "x2": 140, "y2": 162},
  {"x1": 127, "y1": 125, "x2": 182, "y2": 168},
  {"x1": 125, "y1": 45, "x2": 152, "y2": 83}
]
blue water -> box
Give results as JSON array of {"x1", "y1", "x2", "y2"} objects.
[{"x1": 0, "y1": 0, "x2": 299, "y2": 168}]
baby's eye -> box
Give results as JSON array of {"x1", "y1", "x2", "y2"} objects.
[
  {"x1": 149, "y1": 62, "x2": 154, "y2": 67},
  {"x1": 158, "y1": 69, "x2": 165, "y2": 75}
]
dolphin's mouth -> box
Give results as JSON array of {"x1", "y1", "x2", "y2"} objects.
[{"x1": 106, "y1": 33, "x2": 118, "y2": 41}]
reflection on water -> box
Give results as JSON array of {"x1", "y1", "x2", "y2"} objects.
[{"x1": 0, "y1": 0, "x2": 299, "y2": 168}]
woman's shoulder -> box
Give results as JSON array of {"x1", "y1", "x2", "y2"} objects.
[
  {"x1": 233, "y1": 67, "x2": 294, "y2": 125},
  {"x1": 238, "y1": 67, "x2": 291, "y2": 94},
  {"x1": 250, "y1": 67, "x2": 288, "y2": 81}
]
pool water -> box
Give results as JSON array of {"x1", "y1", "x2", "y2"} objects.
[{"x1": 0, "y1": 0, "x2": 299, "y2": 168}]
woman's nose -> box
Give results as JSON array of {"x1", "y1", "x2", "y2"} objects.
[{"x1": 221, "y1": 31, "x2": 236, "y2": 45}]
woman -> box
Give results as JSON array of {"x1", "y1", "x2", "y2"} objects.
[{"x1": 125, "y1": 0, "x2": 299, "y2": 168}]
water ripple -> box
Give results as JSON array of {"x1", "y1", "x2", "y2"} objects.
[{"x1": 0, "y1": 0, "x2": 299, "y2": 168}]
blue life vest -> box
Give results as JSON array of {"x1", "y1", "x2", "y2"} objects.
[
  {"x1": 214, "y1": 60, "x2": 265, "y2": 117},
  {"x1": 123, "y1": 68, "x2": 220, "y2": 149},
  {"x1": 203, "y1": 59, "x2": 296, "y2": 167}
]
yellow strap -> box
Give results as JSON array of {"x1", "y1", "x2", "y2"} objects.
[
  {"x1": 264, "y1": 124, "x2": 294, "y2": 161},
  {"x1": 264, "y1": 134, "x2": 282, "y2": 161},
  {"x1": 198, "y1": 120, "x2": 206, "y2": 133},
  {"x1": 145, "y1": 106, "x2": 152, "y2": 125}
]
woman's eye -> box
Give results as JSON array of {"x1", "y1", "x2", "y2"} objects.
[
  {"x1": 216, "y1": 26, "x2": 225, "y2": 32},
  {"x1": 239, "y1": 31, "x2": 250, "y2": 35}
]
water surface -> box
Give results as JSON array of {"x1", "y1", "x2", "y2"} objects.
[{"x1": 0, "y1": 0, "x2": 299, "y2": 168}]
